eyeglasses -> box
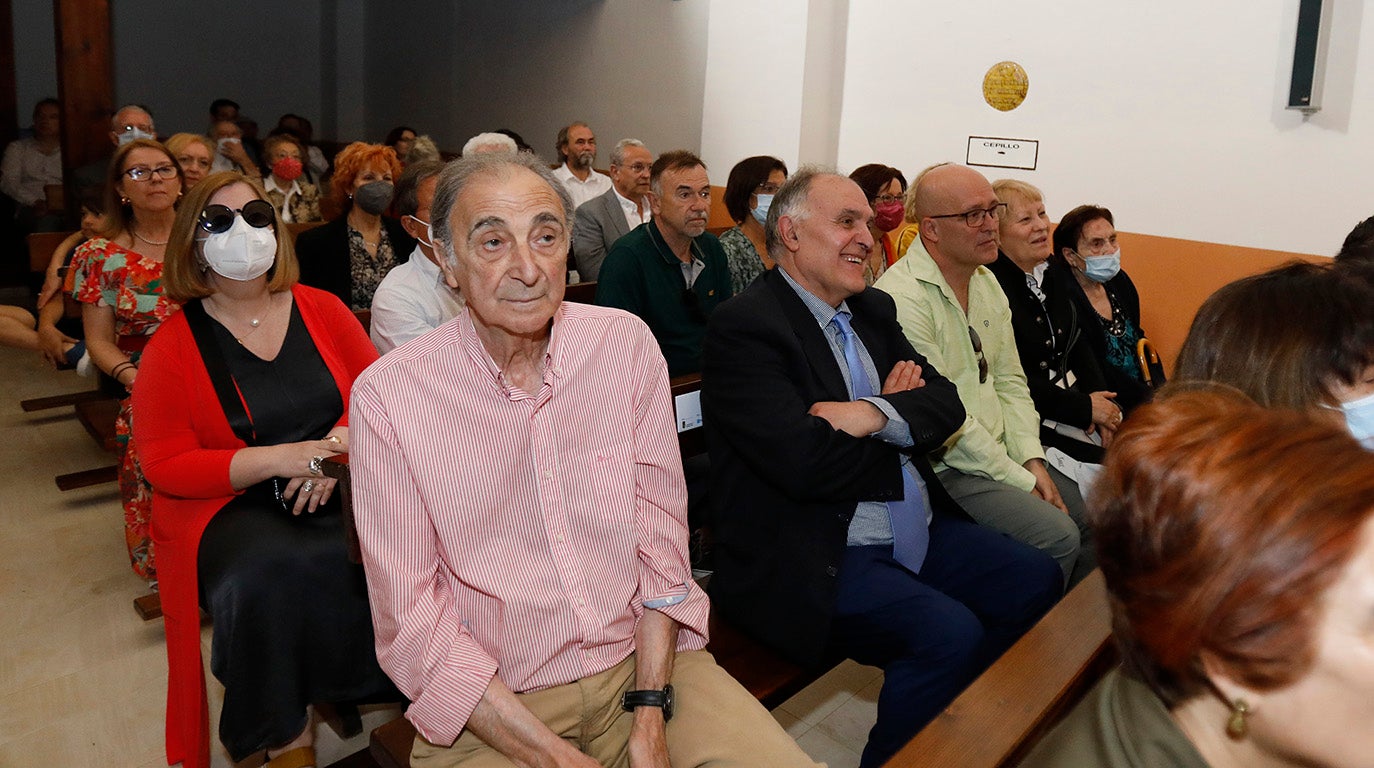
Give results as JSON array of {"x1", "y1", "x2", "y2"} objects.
[
  {"x1": 198, "y1": 200, "x2": 276, "y2": 234},
  {"x1": 873, "y1": 194, "x2": 903, "y2": 205},
  {"x1": 968, "y1": 326, "x2": 989, "y2": 384},
  {"x1": 123, "y1": 164, "x2": 178, "y2": 182},
  {"x1": 756, "y1": 182, "x2": 783, "y2": 195},
  {"x1": 116, "y1": 123, "x2": 155, "y2": 135},
  {"x1": 931, "y1": 203, "x2": 1007, "y2": 228}
]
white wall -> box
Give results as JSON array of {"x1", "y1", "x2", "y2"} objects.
[
  {"x1": 837, "y1": 0, "x2": 1369, "y2": 256},
  {"x1": 700, "y1": 0, "x2": 809, "y2": 175},
  {"x1": 363, "y1": 0, "x2": 711, "y2": 161},
  {"x1": 111, "y1": 1, "x2": 326, "y2": 137}
]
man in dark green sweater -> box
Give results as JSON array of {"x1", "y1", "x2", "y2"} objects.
[{"x1": 596, "y1": 150, "x2": 732, "y2": 376}]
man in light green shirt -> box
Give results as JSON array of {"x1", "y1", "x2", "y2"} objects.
[{"x1": 875, "y1": 164, "x2": 1093, "y2": 586}]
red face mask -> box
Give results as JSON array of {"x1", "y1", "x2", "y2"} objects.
[
  {"x1": 874, "y1": 201, "x2": 904, "y2": 232},
  {"x1": 272, "y1": 156, "x2": 304, "y2": 181}
]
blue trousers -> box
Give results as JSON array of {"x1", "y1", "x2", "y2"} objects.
[{"x1": 828, "y1": 515, "x2": 1063, "y2": 768}]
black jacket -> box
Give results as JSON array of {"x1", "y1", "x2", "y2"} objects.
[
  {"x1": 988, "y1": 254, "x2": 1108, "y2": 462},
  {"x1": 294, "y1": 215, "x2": 415, "y2": 308},
  {"x1": 1061, "y1": 267, "x2": 1150, "y2": 413},
  {"x1": 701, "y1": 269, "x2": 966, "y2": 665}
]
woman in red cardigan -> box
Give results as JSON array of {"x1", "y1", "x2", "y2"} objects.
[{"x1": 132, "y1": 171, "x2": 394, "y2": 768}]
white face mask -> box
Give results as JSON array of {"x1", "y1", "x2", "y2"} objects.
[
  {"x1": 1340, "y1": 390, "x2": 1374, "y2": 450},
  {"x1": 118, "y1": 127, "x2": 157, "y2": 145},
  {"x1": 200, "y1": 215, "x2": 277, "y2": 281}
]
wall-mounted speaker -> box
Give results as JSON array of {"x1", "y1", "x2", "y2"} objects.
[{"x1": 1288, "y1": 0, "x2": 1332, "y2": 113}]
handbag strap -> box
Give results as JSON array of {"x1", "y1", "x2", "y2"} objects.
[{"x1": 183, "y1": 299, "x2": 258, "y2": 445}]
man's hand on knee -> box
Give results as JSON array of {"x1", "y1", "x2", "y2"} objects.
[{"x1": 1024, "y1": 458, "x2": 1069, "y2": 515}]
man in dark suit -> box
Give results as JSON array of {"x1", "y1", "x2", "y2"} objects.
[
  {"x1": 702, "y1": 169, "x2": 1062, "y2": 768},
  {"x1": 571, "y1": 139, "x2": 653, "y2": 281}
]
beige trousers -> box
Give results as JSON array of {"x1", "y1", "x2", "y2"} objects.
[{"x1": 410, "y1": 650, "x2": 823, "y2": 767}]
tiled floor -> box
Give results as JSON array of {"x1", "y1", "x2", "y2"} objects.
[{"x1": 0, "y1": 341, "x2": 879, "y2": 767}]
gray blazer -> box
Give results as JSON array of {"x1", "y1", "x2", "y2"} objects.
[{"x1": 573, "y1": 186, "x2": 638, "y2": 282}]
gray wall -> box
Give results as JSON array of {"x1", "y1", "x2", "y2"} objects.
[
  {"x1": 11, "y1": 2, "x2": 57, "y2": 130},
  {"x1": 111, "y1": 1, "x2": 326, "y2": 137},
  {"x1": 362, "y1": 0, "x2": 709, "y2": 161},
  {"x1": 9, "y1": 0, "x2": 709, "y2": 162}
]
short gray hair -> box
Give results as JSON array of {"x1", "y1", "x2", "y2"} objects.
[
  {"x1": 461, "y1": 132, "x2": 518, "y2": 156},
  {"x1": 430, "y1": 153, "x2": 573, "y2": 267},
  {"x1": 610, "y1": 138, "x2": 646, "y2": 169},
  {"x1": 765, "y1": 165, "x2": 834, "y2": 261},
  {"x1": 394, "y1": 159, "x2": 446, "y2": 218}
]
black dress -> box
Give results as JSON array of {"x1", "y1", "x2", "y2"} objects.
[{"x1": 196, "y1": 303, "x2": 397, "y2": 760}]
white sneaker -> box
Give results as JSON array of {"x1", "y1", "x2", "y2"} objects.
[{"x1": 76, "y1": 351, "x2": 94, "y2": 378}]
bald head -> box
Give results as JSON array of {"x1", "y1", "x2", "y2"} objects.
[
  {"x1": 914, "y1": 164, "x2": 1001, "y2": 273},
  {"x1": 911, "y1": 163, "x2": 990, "y2": 221}
]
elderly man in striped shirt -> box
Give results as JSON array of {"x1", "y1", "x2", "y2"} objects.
[{"x1": 350, "y1": 152, "x2": 816, "y2": 768}]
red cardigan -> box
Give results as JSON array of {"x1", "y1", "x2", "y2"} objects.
[{"x1": 132, "y1": 285, "x2": 378, "y2": 768}]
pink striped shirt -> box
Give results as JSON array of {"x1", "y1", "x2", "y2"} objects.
[{"x1": 350, "y1": 302, "x2": 710, "y2": 745}]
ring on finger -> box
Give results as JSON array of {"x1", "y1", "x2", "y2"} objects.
[
  {"x1": 301, "y1": 479, "x2": 315, "y2": 494},
  {"x1": 309, "y1": 455, "x2": 324, "y2": 476}
]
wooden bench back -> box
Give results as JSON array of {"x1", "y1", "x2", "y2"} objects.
[{"x1": 28, "y1": 230, "x2": 76, "y2": 272}]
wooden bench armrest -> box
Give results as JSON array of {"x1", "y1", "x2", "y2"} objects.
[{"x1": 883, "y1": 570, "x2": 1115, "y2": 768}]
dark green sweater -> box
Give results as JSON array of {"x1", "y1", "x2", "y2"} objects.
[{"x1": 595, "y1": 222, "x2": 733, "y2": 376}]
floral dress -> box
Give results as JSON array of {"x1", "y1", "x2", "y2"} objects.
[{"x1": 70, "y1": 238, "x2": 182, "y2": 583}]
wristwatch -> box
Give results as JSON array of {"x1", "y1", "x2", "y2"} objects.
[{"x1": 621, "y1": 684, "x2": 674, "y2": 721}]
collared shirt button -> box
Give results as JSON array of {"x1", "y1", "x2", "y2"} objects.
[
  {"x1": 543, "y1": 469, "x2": 553, "y2": 480},
  {"x1": 1039, "y1": 360, "x2": 1049, "y2": 369},
  {"x1": 825, "y1": 566, "x2": 838, "y2": 577},
  {"x1": 1035, "y1": 316, "x2": 1044, "y2": 324},
  {"x1": 555, "y1": 534, "x2": 564, "y2": 543},
  {"x1": 576, "y1": 598, "x2": 585, "y2": 607}
]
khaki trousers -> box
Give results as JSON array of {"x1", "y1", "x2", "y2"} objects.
[{"x1": 410, "y1": 650, "x2": 823, "y2": 767}]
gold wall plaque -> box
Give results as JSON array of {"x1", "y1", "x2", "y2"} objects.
[{"x1": 983, "y1": 61, "x2": 1029, "y2": 112}]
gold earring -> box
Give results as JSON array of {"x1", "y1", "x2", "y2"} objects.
[
  {"x1": 1225, "y1": 698, "x2": 1249, "y2": 739},
  {"x1": 120, "y1": 196, "x2": 130, "y2": 205}
]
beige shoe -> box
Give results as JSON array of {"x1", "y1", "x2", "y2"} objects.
[{"x1": 265, "y1": 745, "x2": 315, "y2": 768}]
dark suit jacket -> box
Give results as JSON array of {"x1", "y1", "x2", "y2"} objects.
[
  {"x1": 294, "y1": 215, "x2": 414, "y2": 308},
  {"x1": 702, "y1": 269, "x2": 967, "y2": 665},
  {"x1": 1062, "y1": 268, "x2": 1150, "y2": 413},
  {"x1": 572, "y1": 186, "x2": 635, "y2": 281},
  {"x1": 988, "y1": 254, "x2": 1109, "y2": 462}
]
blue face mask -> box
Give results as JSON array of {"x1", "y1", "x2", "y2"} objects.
[
  {"x1": 751, "y1": 193, "x2": 773, "y2": 226},
  {"x1": 1340, "y1": 390, "x2": 1374, "y2": 450},
  {"x1": 117, "y1": 127, "x2": 157, "y2": 146},
  {"x1": 1080, "y1": 250, "x2": 1121, "y2": 283}
]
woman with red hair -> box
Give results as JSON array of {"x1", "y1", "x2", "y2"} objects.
[
  {"x1": 1019, "y1": 389, "x2": 1374, "y2": 767},
  {"x1": 294, "y1": 142, "x2": 415, "y2": 309}
]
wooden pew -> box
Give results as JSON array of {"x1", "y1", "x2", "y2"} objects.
[
  {"x1": 322, "y1": 371, "x2": 833, "y2": 768},
  {"x1": 883, "y1": 570, "x2": 1115, "y2": 768}
]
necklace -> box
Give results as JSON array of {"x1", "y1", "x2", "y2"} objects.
[
  {"x1": 132, "y1": 226, "x2": 168, "y2": 247},
  {"x1": 209, "y1": 293, "x2": 274, "y2": 342}
]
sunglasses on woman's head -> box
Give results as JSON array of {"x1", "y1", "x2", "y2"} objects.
[{"x1": 198, "y1": 200, "x2": 276, "y2": 234}]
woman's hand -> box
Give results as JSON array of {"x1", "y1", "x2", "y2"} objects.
[
  {"x1": 282, "y1": 475, "x2": 337, "y2": 515},
  {"x1": 275, "y1": 438, "x2": 346, "y2": 514},
  {"x1": 323, "y1": 426, "x2": 349, "y2": 453}
]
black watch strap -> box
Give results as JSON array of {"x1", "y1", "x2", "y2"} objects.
[{"x1": 621, "y1": 684, "x2": 674, "y2": 721}]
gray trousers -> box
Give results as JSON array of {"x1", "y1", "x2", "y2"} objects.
[{"x1": 936, "y1": 465, "x2": 1096, "y2": 588}]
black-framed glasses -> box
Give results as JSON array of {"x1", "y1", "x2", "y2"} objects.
[
  {"x1": 199, "y1": 200, "x2": 276, "y2": 234},
  {"x1": 930, "y1": 203, "x2": 1007, "y2": 228},
  {"x1": 123, "y1": 164, "x2": 178, "y2": 182},
  {"x1": 968, "y1": 326, "x2": 989, "y2": 384}
]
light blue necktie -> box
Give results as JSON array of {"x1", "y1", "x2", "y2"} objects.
[{"x1": 830, "y1": 311, "x2": 931, "y2": 573}]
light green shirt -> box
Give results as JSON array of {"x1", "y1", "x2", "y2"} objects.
[{"x1": 874, "y1": 237, "x2": 1043, "y2": 491}]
